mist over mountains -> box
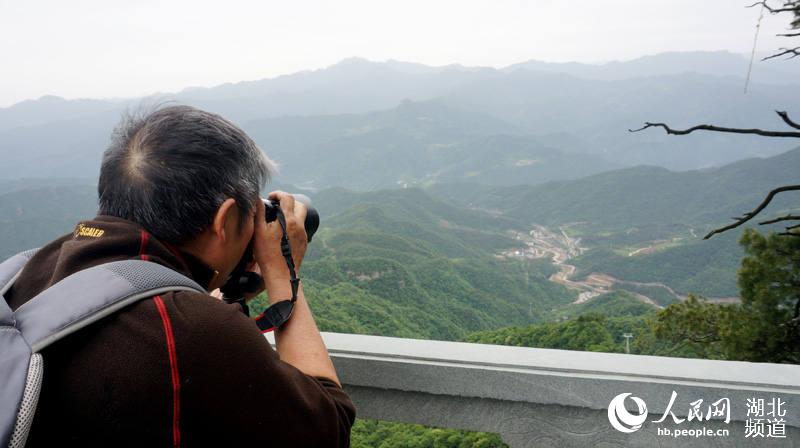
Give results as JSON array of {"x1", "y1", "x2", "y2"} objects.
[
  {"x1": 1, "y1": 51, "x2": 798, "y2": 187},
  {"x1": 505, "y1": 51, "x2": 800, "y2": 84},
  {"x1": 2, "y1": 49, "x2": 797, "y2": 306}
]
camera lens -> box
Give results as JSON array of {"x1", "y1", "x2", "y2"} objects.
[{"x1": 262, "y1": 196, "x2": 319, "y2": 242}]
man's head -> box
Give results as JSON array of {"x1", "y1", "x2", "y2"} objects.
[{"x1": 98, "y1": 105, "x2": 275, "y2": 287}]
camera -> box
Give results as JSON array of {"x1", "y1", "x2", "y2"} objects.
[
  {"x1": 264, "y1": 194, "x2": 320, "y2": 243},
  {"x1": 220, "y1": 193, "x2": 319, "y2": 305}
]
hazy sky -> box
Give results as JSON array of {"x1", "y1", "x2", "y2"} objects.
[{"x1": 1, "y1": 0, "x2": 795, "y2": 107}]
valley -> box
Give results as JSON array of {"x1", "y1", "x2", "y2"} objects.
[
  {"x1": 1, "y1": 51, "x2": 796, "y2": 343},
  {"x1": 500, "y1": 223, "x2": 740, "y2": 307},
  {"x1": 3, "y1": 30, "x2": 800, "y2": 446}
]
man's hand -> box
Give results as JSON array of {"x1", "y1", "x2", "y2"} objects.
[
  {"x1": 252, "y1": 191, "x2": 308, "y2": 303},
  {"x1": 251, "y1": 191, "x2": 340, "y2": 386}
]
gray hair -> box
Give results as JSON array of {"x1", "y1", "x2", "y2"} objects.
[{"x1": 98, "y1": 105, "x2": 275, "y2": 244}]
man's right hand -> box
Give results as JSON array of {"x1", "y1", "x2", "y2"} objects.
[
  {"x1": 252, "y1": 191, "x2": 341, "y2": 386},
  {"x1": 252, "y1": 191, "x2": 308, "y2": 303}
]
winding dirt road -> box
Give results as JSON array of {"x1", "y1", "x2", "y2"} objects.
[{"x1": 500, "y1": 224, "x2": 738, "y2": 307}]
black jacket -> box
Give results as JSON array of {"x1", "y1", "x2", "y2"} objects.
[{"x1": 6, "y1": 215, "x2": 355, "y2": 447}]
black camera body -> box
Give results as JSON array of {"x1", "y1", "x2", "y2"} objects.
[
  {"x1": 264, "y1": 194, "x2": 320, "y2": 243},
  {"x1": 220, "y1": 194, "x2": 319, "y2": 305}
]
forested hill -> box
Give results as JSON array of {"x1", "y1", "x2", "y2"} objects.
[
  {"x1": 429, "y1": 147, "x2": 800, "y2": 297},
  {"x1": 242, "y1": 101, "x2": 620, "y2": 190},
  {"x1": 3, "y1": 145, "x2": 798, "y2": 313},
  {"x1": 428, "y1": 146, "x2": 800, "y2": 233},
  {"x1": 258, "y1": 187, "x2": 575, "y2": 339},
  {"x1": 0, "y1": 183, "x2": 575, "y2": 340}
]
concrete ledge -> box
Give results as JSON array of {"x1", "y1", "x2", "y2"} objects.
[{"x1": 272, "y1": 332, "x2": 800, "y2": 447}]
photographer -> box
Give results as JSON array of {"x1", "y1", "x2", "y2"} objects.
[{"x1": 4, "y1": 105, "x2": 355, "y2": 447}]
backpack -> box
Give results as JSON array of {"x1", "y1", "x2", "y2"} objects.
[{"x1": 0, "y1": 249, "x2": 206, "y2": 448}]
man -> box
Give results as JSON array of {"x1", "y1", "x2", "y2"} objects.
[{"x1": 4, "y1": 105, "x2": 355, "y2": 447}]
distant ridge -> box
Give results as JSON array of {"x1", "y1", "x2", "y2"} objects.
[
  {"x1": 504, "y1": 51, "x2": 800, "y2": 85},
  {"x1": 5, "y1": 50, "x2": 799, "y2": 112},
  {"x1": 1, "y1": 50, "x2": 798, "y2": 181}
]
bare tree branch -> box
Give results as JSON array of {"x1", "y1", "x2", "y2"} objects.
[
  {"x1": 747, "y1": 1, "x2": 800, "y2": 14},
  {"x1": 746, "y1": 1, "x2": 800, "y2": 59},
  {"x1": 758, "y1": 214, "x2": 800, "y2": 225},
  {"x1": 632, "y1": 3, "x2": 800, "y2": 241},
  {"x1": 763, "y1": 46, "x2": 800, "y2": 60},
  {"x1": 762, "y1": 215, "x2": 800, "y2": 234},
  {"x1": 629, "y1": 122, "x2": 800, "y2": 138},
  {"x1": 704, "y1": 185, "x2": 800, "y2": 239},
  {"x1": 777, "y1": 110, "x2": 800, "y2": 129},
  {"x1": 630, "y1": 110, "x2": 800, "y2": 138}
]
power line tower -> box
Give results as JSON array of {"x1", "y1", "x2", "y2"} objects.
[{"x1": 622, "y1": 333, "x2": 634, "y2": 354}]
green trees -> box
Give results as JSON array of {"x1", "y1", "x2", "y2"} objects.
[
  {"x1": 350, "y1": 421, "x2": 508, "y2": 448},
  {"x1": 737, "y1": 229, "x2": 800, "y2": 362},
  {"x1": 468, "y1": 227, "x2": 800, "y2": 365},
  {"x1": 465, "y1": 311, "x2": 695, "y2": 357},
  {"x1": 654, "y1": 230, "x2": 800, "y2": 363},
  {"x1": 652, "y1": 295, "x2": 735, "y2": 360}
]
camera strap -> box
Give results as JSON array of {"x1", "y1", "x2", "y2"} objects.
[{"x1": 254, "y1": 208, "x2": 299, "y2": 332}]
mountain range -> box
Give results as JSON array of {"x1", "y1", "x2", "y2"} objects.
[
  {"x1": 1, "y1": 50, "x2": 798, "y2": 330},
  {"x1": 2, "y1": 145, "x2": 797, "y2": 305},
  {"x1": 3, "y1": 50, "x2": 798, "y2": 447},
  {"x1": 429, "y1": 147, "x2": 800, "y2": 297},
  {"x1": 429, "y1": 147, "x2": 800, "y2": 234},
  {"x1": 1, "y1": 51, "x2": 798, "y2": 185}
]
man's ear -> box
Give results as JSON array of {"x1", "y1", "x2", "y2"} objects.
[{"x1": 212, "y1": 198, "x2": 238, "y2": 242}]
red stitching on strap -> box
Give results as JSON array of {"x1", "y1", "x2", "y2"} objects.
[
  {"x1": 154, "y1": 295, "x2": 181, "y2": 448},
  {"x1": 139, "y1": 230, "x2": 150, "y2": 261}
]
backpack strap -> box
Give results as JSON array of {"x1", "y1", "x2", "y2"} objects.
[
  {"x1": 0, "y1": 249, "x2": 39, "y2": 294},
  {"x1": 14, "y1": 259, "x2": 206, "y2": 351},
  {"x1": 0, "y1": 249, "x2": 38, "y2": 448},
  {"x1": 0, "y1": 327, "x2": 35, "y2": 448},
  {"x1": 0, "y1": 249, "x2": 39, "y2": 324},
  {"x1": 1, "y1": 257, "x2": 206, "y2": 447}
]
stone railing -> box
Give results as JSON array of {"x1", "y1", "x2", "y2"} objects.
[{"x1": 313, "y1": 332, "x2": 800, "y2": 447}]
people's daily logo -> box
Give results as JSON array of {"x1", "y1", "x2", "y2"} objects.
[
  {"x1": 607, "y1": 391, "x2": 786, "y2": 439},
  {"x1": 608, "y1": 393, "x2": 648, "y2": 433}
]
